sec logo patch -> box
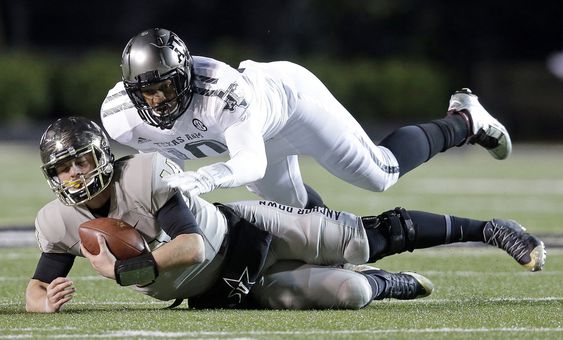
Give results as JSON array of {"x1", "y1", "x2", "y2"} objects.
[{"x1": 193, "y1": 119, "x2": 207, "y2": 131}]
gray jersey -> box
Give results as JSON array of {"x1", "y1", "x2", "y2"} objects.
[
  {"x1": 35, "y1": 153, "x2": 377, "y2": 308},
  {"x1": 35, "y1": 153, "x2": 228, "y2": 300}
]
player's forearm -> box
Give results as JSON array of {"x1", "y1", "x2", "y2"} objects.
[
  {"x1": 223, "y1": 149, "x2": 267, "y2": 186},
  {"x1": 223, "y1": 117, "x2": 267, "y2": 186},
  {"x1": 152, "y1": 233, "x2": 205, "y2": 270}
]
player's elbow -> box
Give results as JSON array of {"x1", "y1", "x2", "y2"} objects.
[
  {"x1": 189, "y1": 245, "x2": 205, "y2": 264},
  {"x1": 246, "y1": 150, "x2": 268, "y2": 181},
  {"x1": 177, "y1": 233, "x2": 206, "y2": 265},
  {"x1": 253, "y1": 156, "x2": 267, "y2": 180},
  {"x1": 228, "y1": 150, "x2": 268, "y2": 185}
]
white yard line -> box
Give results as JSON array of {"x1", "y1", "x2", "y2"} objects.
[
  {"x1": 0, "y1": 231, "x2": 36, "y2": 247},
  {"x1": 1, "y1": 327, "x2": 562, "y2": 338}
]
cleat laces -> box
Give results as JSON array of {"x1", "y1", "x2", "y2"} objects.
[
  {"x1": 483, "y1": 224, "x2": 529, "y2": 263},
  {"x1": 384, "y1": 273, "x2": 420, "y2": 300}
]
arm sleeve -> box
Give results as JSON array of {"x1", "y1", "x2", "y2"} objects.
[
  {"x1": 155, "y1": 191, "x2": 202, "y2": 239},
  {"x1": 32, "y1": 253, "x2": 75, "y2": 283},
  {"x1": 220, "y1": 117, "x2": 267, "y2": 187}
]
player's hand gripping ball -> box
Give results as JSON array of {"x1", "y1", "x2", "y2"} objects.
[{"x1": 79, "y1": 218, "x2": 149, "y2": 260}]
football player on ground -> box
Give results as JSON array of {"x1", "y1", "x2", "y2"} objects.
[
  {"x1": 101, "y1": 28, "x2": 511, "y2": 209},
  {"x1": 25, "y1": 117, "x2": 545, "y2": 313}
]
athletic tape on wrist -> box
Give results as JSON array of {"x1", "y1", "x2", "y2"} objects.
[{"x1": 114, "y1": 252, "x2": 158, "y2": 286}]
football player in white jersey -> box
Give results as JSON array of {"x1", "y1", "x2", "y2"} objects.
[
  {"x1": 101, "y1": 28, "x2": 512, "y2": 208},
  {"x1": 26, "y1": 117, "x2": 544, "y2": 313}
]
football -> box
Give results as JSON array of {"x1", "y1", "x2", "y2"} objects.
[{"x1": 79, "y1": 218, "x2": 149, "y2": 260}]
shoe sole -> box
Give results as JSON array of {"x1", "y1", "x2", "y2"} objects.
[
  {"x1": 401, "y1": 272, "x2": 434, "y2": 298},
  {"x1": 450, "y1": 91, "x2": 512, "y2": 160},
  {"x1": 491, "y1": 219, "x2": 546, "y2": 272},
  {"x1": 480, "y1": 125, "x2": 512, "y2": 160},
  {"x1": 523, "y1": 241, "x2": 547, "y2": 272}
]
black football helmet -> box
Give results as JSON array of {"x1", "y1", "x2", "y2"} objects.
[
  {"x1": 40, "y1": 117, "x2": 114, "y2": 206},
  {"x1": 121, "y1": 28, "x2": 194, "y2": 129}
]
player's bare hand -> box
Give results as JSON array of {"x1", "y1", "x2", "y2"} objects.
[
  {"x1": 81, "y1": 234, "x2": 116, "y2": 280},
  {"x1": 45, "y1": 277, "x2": 74, "y2": 313}
]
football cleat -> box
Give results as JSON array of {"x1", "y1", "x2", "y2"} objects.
[
  {"x1": 448, "y1": 88, "x2": 512, "y2": 160},
  {"x1": 483, "y1": 219, "x2": 546, "y2": 272},
  {"x1": 358, "y1": 267, "x2": 434, "y2": 300}
]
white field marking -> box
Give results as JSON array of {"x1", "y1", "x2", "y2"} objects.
[
  {"x1": 0, "y1": 253, "x2": 39, "y2": 260},
  {"x1": 0, "y1": 301, "x2": 167, "y2": 307},
  {"x1": 407, "y1": 178, "x2": 563, "y2": 195},
  {"x1": 5, "y1": 327, "x2": 563, "y2": 338},
  {"x1": 382, "y1": 297, "x2": 563, "y2": 304},
  {"x1": 2, "y1": 327, "x2": 77, "y2": 331},
  {"x1": 67, "y1": 301, "x2": 168, "y2": 306},
  {"x1": 0, "y1": 276, "x2": 103, "y2": 282},
  {"x1": 422, "y1": 271, "x2": 563, "y2": 276},
  {"x1": 0, "y1": 232, "x2": 36, "y2": 247}
]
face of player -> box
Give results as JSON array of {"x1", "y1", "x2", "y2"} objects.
[
  {"x1": 140, "y1": 79, "x2": 179, "y2": 116},
  {"x1": 55, "y1": 153, "x2": 96, "y2": 191}
]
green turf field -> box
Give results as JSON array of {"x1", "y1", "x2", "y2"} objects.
[
  {"x1": 1, "y1": 248, "x2": 561, "y2": 339},
  {"x1": 0, "y1": 142, "x2": 562, "y2": 338}
]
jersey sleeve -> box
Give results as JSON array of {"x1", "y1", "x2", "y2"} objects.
[
  {"x1": 193, "y1": 58, "x2": 254, "y2": 132},
  {"x1": 100, "y1": 81, "x2": 144, "y2": 146},
  {"x1": 220, "y1": 117, "x2": 267, "y2": 186},
  {"x1": 150, "y1": 152, "x2": 185, "y2": 211},
  {"x1": 214, "y1": 76, "x2": 253, "y2": 131},
  {"x1": 34, "y1": 204, "x2": 73, "y2": 254},
  {"x1": 193, "y1": 60, "x2": 268, "y2": 187}
]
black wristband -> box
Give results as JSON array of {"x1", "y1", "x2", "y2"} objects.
[{"x1": 114, "y1": 252, "x2": 159, "y2": 286}]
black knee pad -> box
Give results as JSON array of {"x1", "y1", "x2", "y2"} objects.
[{"x1": 363, "y1": 207, "x2": 416, "y2": 260}]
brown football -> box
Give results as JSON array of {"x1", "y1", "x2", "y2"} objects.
[{"x1": 79, "y1": 218, "x2": 148, "y2": 260}]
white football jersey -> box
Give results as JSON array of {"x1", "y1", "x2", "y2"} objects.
[
  {"x1": 101, "y1": 56, "x2": 400, "y2": 207},
  {"x1": 101, "y1": 56, "x2": 291, "y2": 162}
]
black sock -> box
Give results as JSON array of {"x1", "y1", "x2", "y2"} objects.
[
  {"x1": 409, "y1": 211, "x2": 487, "y2": 247},
  {"x1": 358, "y1": 271, "x2": 387, "y2": 300},
  {"x1": 364, "y1": 211, "x2": 488, "y2": 261},
  {"x1": 379, "y1": 115, "x2": 469, "y2": 177},
  {"x1": 417, "y1": 115, "x2": 469, "y2": 155}
]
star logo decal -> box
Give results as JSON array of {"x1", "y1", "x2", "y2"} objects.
[{"x1": 223, "y1": 267, "x2": 254, "y2": 303}]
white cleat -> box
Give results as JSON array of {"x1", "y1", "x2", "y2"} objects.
[{"x1": 448, "y1": 88, "x2": 512, "y2": 160}]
